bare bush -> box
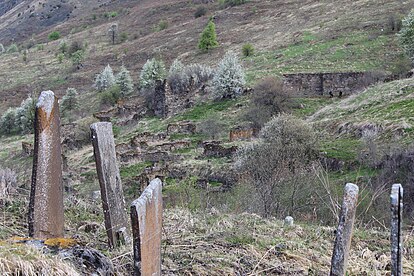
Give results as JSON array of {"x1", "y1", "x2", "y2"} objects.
[
  {"x1": 0, "y1": 168, "x2": 18, "y2": 206},
  {"x1": 234, "y1": 114, "x2": 318, "y2": 218},
  {"x1": 244, "y1": 77, "x2": 295, "y2": 129},
  {"x1": 198, "y1": 116, "x2": 225, "y2": 139},
  {"x1": 168, "y1": 61, "x2": 213, "y2": 94}
]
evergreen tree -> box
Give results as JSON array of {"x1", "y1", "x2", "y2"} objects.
[
  {"x1": 95, "y1": 64, "x2": 115, "y2": 91},
  {"x1": 212, "y1": 51, "x2": 246, "y2": 99},
  {"x1": 115, "y1": 66, "x2": 134, "y2": 97},
  {"x1": 198, "y1": 20, "x2": 218, "y2": 51},
  {"x1": 139, "y1": 58, "x2": 166, "y2": 89},
  {"x1": 60, "y1": 88, "x2": 79, "y2": 113}
]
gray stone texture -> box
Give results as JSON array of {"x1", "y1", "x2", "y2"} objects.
[
  {"x1": 390, "y1": 183, "x2": 403, "y2": 276},
  {"x1": 29, "y1": 90, "x2": 64, "y2": 239},
  {"x1": 330, "y1": 183, "x2": 359, "y2": 276},
  {"x1": 283, "y1": 72, "x2": 385, "y2": 97},
  {"x1": 130, "y1": 178, "x2": 163, "y2": 276},
  {"x1": 91, "y1": 122, "x2": 130, "y2": 248}
]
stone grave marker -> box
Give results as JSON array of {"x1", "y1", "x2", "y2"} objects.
[
  {"x1": 330, "y1": 183, "x2": 359, "y2": 276},
  {"x1": 390, "y1": 183, "x2": 403, "y2": 276},
  {"x1": 130, "y1": 178, "x2": 163, "y2": 276},
  {"x1": 91, "y1": 122, "x2": 130, "y2": 248},
  {"x1": 28, "y1": 90, "x2": 64, "y2": 239}
]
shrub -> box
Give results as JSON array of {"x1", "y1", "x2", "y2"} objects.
[
  {"x1": 398, "y1": 9, "x2": 414, "y2": 63},
  {"x1": 198, "y1": 116, "x2": 224, "y2": 139},
  {"x1": 155, "y1": 20, "x2": 168, "y2": 32},
  {"x1": 100, "y1": 85, "x2": 121, "y2": 105},
  {"x1": 0, "y1": 168, "x2": 18, "y2": 206},
  {"x1": 194, "y1": 6, "x2": 207, "y2": 18},
  {"x1": 95, "y1": 64, "x2": 116, "y2": 91},
  {"x1": 48, "y1": 31, "x2": 61, "y2": 41},
  {"x1": 6, "y1": 44, "x2": 18, "y2": 53},
  {"x1": 198, "y1": 20, "x2": 218, "y2": 51},
  {"x1": 242, "y1": 43, "x2": 254, "y2": 57},
  {"x1": 36, "y1": 44, "x2": 44, "y2": 51},
  {"x1": 167, "y1": 60, "x2": 213, "y2": 93},
  {"x1": 234, "y1": 114, "x2": 318, "y2": 217},
  {"x1": 60, "y1": 88, "x2": 79, "y2": 113},
  {"x1": 57, "y1": 53, "x2": 65, "y2": 63},
  {"x1": 67, "y1": 41, "x2": 84, "y2": 56},
  {"x1": 70, "y1": 50, "x2": 85, "y2": 67},
  {"x1": 120, "y1": 32, "x2": 128, "y2": 43},
  {"x1": 115, "y1": 66, "x2": 134, "y2": 97},
  {"x1": 0, "y1": 108, "x2": 17, "y2": 135},
  {"x1": 212, "y1": 50, "x2": 245, "y2": 99},
  {"x1": 59, "y1": 40, "x2": 68, "y2": 54},
  {"x1": 139, "y1": 58, "x2": 166, "y2": 89},
  {"x1": 14, "y1": 96, "x2": 35, "y2": 134},
  {"x1": 244, "y1": 77, "x2": 294, "y2": 128}
]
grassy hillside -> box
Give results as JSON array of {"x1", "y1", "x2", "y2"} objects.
[
  {"x1": 0, "y1": 0, "x2": 412, "y2": 110},
  {"x1": 1, "y1": 0, "x2": 414, "y2": 274}
]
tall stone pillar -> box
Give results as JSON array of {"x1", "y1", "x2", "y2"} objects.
[{"x1": 29, "y1": 90, "x2": 64, "y2": 238}]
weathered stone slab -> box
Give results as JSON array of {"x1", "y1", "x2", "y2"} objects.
[
  {"x1": 130, "y1": 178, "x2": 163, "y2": 276},
  {"x1": 90, "y1": 122, "x2": 130, "y2": 248},
  {"x1": 29, "y1": 91, "x2": 64, "y2": 239},
  {"x1": 390, "y1": 183, "x2": 403, "y2": 276},
  {"x1": 330, "y1": 183, "x2": 359, "y2": 276}
]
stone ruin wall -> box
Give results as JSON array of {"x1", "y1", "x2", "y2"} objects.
[{"x1": 283, "y1": 72, "x2": 385, "y2": 97}]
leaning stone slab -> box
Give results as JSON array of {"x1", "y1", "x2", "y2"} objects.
[
  {"x1": 130, "y1": 178, "x2": 163, "y2": 276},
  {"x1": 330, "y1": 183, "x2": 359, "y2": 276},
  {"x1": 91, "y1": 122, "x2": 130, "y2": 248},
  {"x1": 390, "y1": 183, "x2": 403, "y2": 276},
  {"x1": 28, "y1": 91, "x2": 64, "y2": 239}
]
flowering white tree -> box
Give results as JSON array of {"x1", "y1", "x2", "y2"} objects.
[
  {"x1": 116, "y1": 66, "x2": 134, "y2": 97},
  {"x1": 212, "y1": 50, "x2": 246, "y2": 99},
  {"x1": 398, "y1": 9, "x2": 414, "y2": 63},
  {"x1": 15, "y1": 96, "x2": 35, "y2": 134},
  {"x1": 139, "y1": 58, "x2": 166, "y2": 89},
  {"x1": 95, "y1": 64, "x2": 115, "y2": 91}
]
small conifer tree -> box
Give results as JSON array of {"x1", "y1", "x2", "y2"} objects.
[
  {"x1": 212, "y1": 50, "x2": 246, "y2": 99},
  {"x1": 139, "y1": 58, "x2": 166, "y2": 89},
  {"x1": 198, "y1": 20, "x2": 218, "y2": 51},
  {"x1": 398, "y1": 9, "x2": 414, "y2": 63},
  {"x1": 95, "y1": 64, "x2": 116, "y2": 91},
  {"x1": 60, "y1": 88, "x2": 79, "y2": 113},
  {"x1": 116, "y1": 66, "x2": 134, "y2": 97}
]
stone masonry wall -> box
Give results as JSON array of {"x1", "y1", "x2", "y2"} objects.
[{"x1": 283, "y1": 72, "x2": 385, "y2": 97}]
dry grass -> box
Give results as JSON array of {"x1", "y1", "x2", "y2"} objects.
[{"x1": 0, "y1": 243, "x2": 80, "y2": 275}]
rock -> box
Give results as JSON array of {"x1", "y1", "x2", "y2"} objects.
[
  {"x1": 202, "y1": 141, "x2": 238, "y2": 158},
  {"x1": 284, "y1": 216, "x2": 294, "y2": 227},
  {"x1": 21, "y1": 141, "x2": 34, "y2": 156},
  {"x1": 167, "y1": 121, "x2": 196, "y2": 135}
]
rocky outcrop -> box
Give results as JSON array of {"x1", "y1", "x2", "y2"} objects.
[
  {"x1": 203, "y1": 141, "x2": 238, "y2": 158},
  {"x1": 229, "y1": 126, "x2": 259, "y2": 141},
  {"x1": 167, "y1": 121, "x2": 196, "y2": 135}
]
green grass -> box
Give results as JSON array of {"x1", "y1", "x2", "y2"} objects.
[
  {"x1": 245, "y1": 31, "x2": 399, "y2": 83},
  {"x1": 174, "y1": 99, "x2": 240, "y2": 122},
  {"x1": 120, "y1": 161, "x2": 152, "y2": 180},
  {"x1": 293, "y1": 97, "x2": 339, "y2": 118},
  {"x1": 321, "y1": 138, "x2": 362, "y2": 161}
]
